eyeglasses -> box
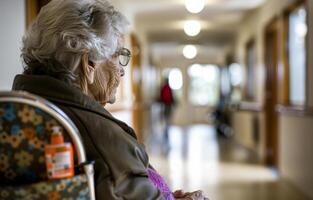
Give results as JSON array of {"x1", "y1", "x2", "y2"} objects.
[{"x1": 116, "y1": 47, "x2": 131, "y2": 66}]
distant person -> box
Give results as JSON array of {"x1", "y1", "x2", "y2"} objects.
[
  {"x1": 11, "y1": 0, "x2": 208, "y2": 199},
  {"x1": 212, "y1": 94, "x2": 232, "y2": 138},
  {"x1": 159, "y1": 78, "x2": 175, "y2": 142}
]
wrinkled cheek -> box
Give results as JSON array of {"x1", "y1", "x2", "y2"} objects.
[
  {"x1": 94, "y1": 61, "x2": 121, "y2": 103},
  {"x1": 111, "y1": 67, "x2": 121, "y2": 87}
]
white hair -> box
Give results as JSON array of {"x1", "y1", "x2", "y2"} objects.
[{"x1": 21, "y1": 0, "x2": 129, "y2": 82}]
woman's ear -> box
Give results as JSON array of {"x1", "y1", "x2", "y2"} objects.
[{"x1": 81, "y1": 52, "x2": 96, "y2": 84}]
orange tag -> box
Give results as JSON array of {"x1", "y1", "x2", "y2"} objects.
[{"x1": 45, "y1": 143, "x2": 74, "y2": 179}]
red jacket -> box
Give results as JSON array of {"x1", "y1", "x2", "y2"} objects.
[{"x1": 160, "y1": 84, "x2": 173, "y2": 105}]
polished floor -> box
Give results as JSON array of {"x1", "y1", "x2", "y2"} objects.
[{"x1": 146, "y1": 124, "x2": 310, "y2": 200}]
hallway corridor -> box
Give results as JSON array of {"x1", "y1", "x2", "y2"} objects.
[
  {"x1": 147, "y1": 125, "x2": 310, "y2": 200},
  {"x1": 1, "y1": 0, "x2": 313, "y2": 199}
]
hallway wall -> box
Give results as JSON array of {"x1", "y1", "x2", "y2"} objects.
[
  {"x1": 233, "y1": 0, "x2": 313, "y2": 198},
  {"x1": 231, "y1": 111, "x2": 265, "y2": 159},
  {"x1": 0, "y1": 0, "x2": 25, "y2": 90},
  {"x1": 235, "y1": 0, "x2": 295, "y2": 103},
  {"x1": 232, "y1": 0, "x2": 297, "y2": 148},
  {"x1": 278, "y1": 1, "x2": 313, "y2": 198},
  {"x1": 279, "y1": 115, "x2": 313, "y2": 198},
  {"x1": 233, "y1": 0, "x2": 297, "y2": 157},
  {"x1": 232, "y1": 112, "x2": 255, "y2": 148}
]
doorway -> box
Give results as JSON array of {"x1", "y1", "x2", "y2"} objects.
[{"x1": 264, "y1": 19, "x2": 280, "y2": 167}]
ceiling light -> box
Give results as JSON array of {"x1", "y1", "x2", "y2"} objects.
[
  {"x1": 183, "y1": 45, "x2": 197, "y2": 59},
  {"x1": 184, "y1": 20, "x2": 201, "y2": 37},
  {"x1": 185, "y1": 0, "x2": 205, "y2": 14}
]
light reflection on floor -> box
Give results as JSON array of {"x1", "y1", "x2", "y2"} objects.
[{"x1": 147, "y1": 124, "x2": 310, "y2": 200}]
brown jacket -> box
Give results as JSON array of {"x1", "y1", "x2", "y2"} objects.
[{"x1": 12, "y1": 74, "x2": 164, "y2": 200}]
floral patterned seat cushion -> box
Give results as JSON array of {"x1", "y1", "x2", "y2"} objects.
[
  {"x1": 0, "y1": 174, "x2": 89, "y2": 200},
  {"x1": 0, "y1": 102, "x2": 75, "y2": 184}
]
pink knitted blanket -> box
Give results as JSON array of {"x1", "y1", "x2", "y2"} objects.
[{"x1": 147, "y1": 168, "x2": 174, "y2": 200}]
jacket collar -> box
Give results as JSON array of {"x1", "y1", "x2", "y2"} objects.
[{"x1": 12, "y1": 74, "x2": 137, "y2": 138}]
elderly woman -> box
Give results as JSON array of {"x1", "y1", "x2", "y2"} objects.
[{"x1": 12, "y1": 0, "x2": 208, "y2": 199}]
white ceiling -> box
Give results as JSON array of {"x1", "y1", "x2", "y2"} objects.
[
  {"x1": 116, "y1": 0, "x2": 265, "y2": 14},
  {"x1": 114, "y1": 0, "x2": 267, "y2": 64}
]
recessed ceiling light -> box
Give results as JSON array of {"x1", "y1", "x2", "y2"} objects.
[
  {"x1": 184, "y1": 20, "x2": 201, "y2": 37},
  {"x1": 183, "y1": 45, "x2": 198, "y2": 59},
  {"x1": 185, "y1": 0, "x2": 205, "y2": 14}
]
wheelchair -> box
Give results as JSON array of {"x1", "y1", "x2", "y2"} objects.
[{"x1": 0, "y1": 91, "x2": 95, "y2": 200}]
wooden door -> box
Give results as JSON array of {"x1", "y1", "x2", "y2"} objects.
[
  {"x1": 130, "y1": 34, "x2": 144, "y2": 143},
  {"x1": 264, "y1": 20, "x2": 279, "y2": 167},
  {"x1": 26, "y1": 0, "x2": 51, "y2": 27}
]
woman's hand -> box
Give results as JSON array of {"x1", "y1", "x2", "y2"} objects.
[
  {"x1": 173, "y1": 190, "x2": 186, "y2": 199},
  {"x1": 173, "y1": 190, "x2": 209, "y2": 200}
]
